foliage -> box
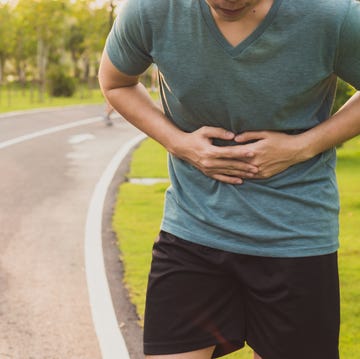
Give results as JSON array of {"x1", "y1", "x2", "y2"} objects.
[
  {"x1": 0, "y1": 83, "x2": 105, "y2": 113},
  {"x1": 0, "y1": 3, "x2": 13, "y2": 83},
  {"x1": 0, "y1": 0, "x2": 118, "y2": 99},
  {"x1": 333, "y1": 79, "x2": 356, "y2": 114},
  {"x1": 113, "y1": 137, "x2": 360, "y2": 358},
  {"x1": 47, "y1": 66, "x2": 76, "y2": 97}
]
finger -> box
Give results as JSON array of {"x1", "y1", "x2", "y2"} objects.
[
  {"x1": 202, "y1": 159, "x2": 258, "y2": 174},
  {"x1": 212, "y1": 174, "x2": 244, "y2": 185},
  {"x1": 234, "y1": 131, "x2": 266, "y2": 143},
  {"x1": 200, "y1": 126, "x2": 235, "y2": 141},
  {"x1": 206, "y1": 169, "x2": 255, "y2": 179},
  {"x1": 214, "y1": 145, "x2": 256, "y2": 160}
]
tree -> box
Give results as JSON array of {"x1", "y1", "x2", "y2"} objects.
[
  {"x1": 65, "y1": 23, "x2": 86, "y2": 78},
  {"x1": 69, "y1": 0, "x2": 110, "y2": 84},
  {"x1": 0, "y1": 0, "x2": 124, "y2": 100},
  {"x1": 15, "y1": 0, "x2": 70, "y2": 101},
  {"x1": 11, "y1": 8, "x2": 37, "y2": 87},
  {"x1": 0, "y1": 3, "x2": 13, "y2": 84}
]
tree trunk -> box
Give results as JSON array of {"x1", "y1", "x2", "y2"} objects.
[
  {"x1": 0, "y1": 56, "x2": 4, "y2": 86},
  {"x1": 109, "y1": 1, "x2": 115, "y2": 31},
  {"x1": 83, "y1": 55, "x2": 90, "y2": 83},
  {"x1": 37, "y1": 37, "x2": 48, "y2": 102},
  {"x1": 17, "y1": 62, "x2": 27, "y2": 87}
]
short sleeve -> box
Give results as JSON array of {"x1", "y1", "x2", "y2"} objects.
[
  {"x1": 105, "y1": 0, "x2": 153, "y2": 76},
  {"x1": 334, "y1": 0, "x2": 360, "y2": 90}
]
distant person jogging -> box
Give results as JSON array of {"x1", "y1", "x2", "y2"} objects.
[
  {"x1": 103, "y1": 101, "x2": 114, "y2": 126},
  {"x1": 99, "y1": 0, "x2": 360, "y2": 358}
]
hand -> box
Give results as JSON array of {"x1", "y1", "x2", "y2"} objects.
[
  {"x1": 234, "y1": 131, "x2": 307, "y2": 179},
  {"x1": 169, "y1": 126, "x2": 259, "y2": 184}
]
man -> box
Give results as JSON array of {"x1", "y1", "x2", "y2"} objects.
[{"x1": 98, "y1": 0, "x2": 360, "y2": 358}]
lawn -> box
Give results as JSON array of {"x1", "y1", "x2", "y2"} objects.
[
  {"x1": 113, "y1": 137, "x2": 360, "y2": 358},
  {"x1": 0, "y1": 83, "x2": 159, "y2": 114},
  {"x1": 0, "y1": 84, "x2": 106, "y2": 113}
]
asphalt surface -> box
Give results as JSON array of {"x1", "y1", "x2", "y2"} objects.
[{"x1": 0, "y1": 105, "x2": 144, "y2": 359}]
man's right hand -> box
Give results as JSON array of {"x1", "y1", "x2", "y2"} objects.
[{"x1": 168, "y1": 126, "x2": 259, "y2": 185}]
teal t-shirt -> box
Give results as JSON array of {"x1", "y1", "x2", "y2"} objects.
[{"x1": 106, "y1": 0, "x2": 360, "y2": 257}]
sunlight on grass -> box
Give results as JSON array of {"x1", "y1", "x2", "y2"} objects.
[
  {"x1": 0, "y1": 84, "x2": 159, "y2": 114},
  {"x1": 113, "y1": 137, "x2": 360, "y2": 358},
  {"x1": 129, "y1": 139, "x2": 168, "y2": 178},
  {"x1": 336, "y1": 137, "x2": 360, "y2": 358},
  {"x1": 0, "y1": 85, "x2": 105, "y2": 113}
]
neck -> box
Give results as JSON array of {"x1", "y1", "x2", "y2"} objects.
[
  {"x1": 210, "y1": 0, "x2": 274, "y2": 25},
  {"x1": 208, "y1": 0, "x2": 275, "y2": 47}
]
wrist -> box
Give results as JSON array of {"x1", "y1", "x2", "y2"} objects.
[
  {"x1": 293, "y1": 131, "x2": 322, "y2": 162},
  {"x1": 160, "y1": 129, "x2": 188, "y2": 157}
]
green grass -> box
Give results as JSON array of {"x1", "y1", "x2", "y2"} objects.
[
  {"x1": 336, "y1": 137, "x2": 360, "y2": 358},
  {"x1": 0, "y1": 84, "x2": 105, "y2": 113},
  {"x1": 128, "y1": 139, "x2": 169, "y2": 178},
  {"x1": 0, "y1": 84, "x2": 160, "y2": 114},
  {"x1": 113, "y1": 137, "x2": 360, "y2": 358}
]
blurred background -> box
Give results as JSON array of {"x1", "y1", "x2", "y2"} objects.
[{"x1": 0, "y1": 0, "x2": 159, "y2": 113}]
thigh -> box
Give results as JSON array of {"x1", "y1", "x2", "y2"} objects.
[
  {"x1": 144, "y1": 231, "x2": 246, "y2": 357},
  {"x1": 241, "y1": 253, "x2": 340, "y2": 359}
]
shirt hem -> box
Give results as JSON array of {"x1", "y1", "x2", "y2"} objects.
[{"x1": 161, "y1": 222, "x2": 339, "y2": 258}]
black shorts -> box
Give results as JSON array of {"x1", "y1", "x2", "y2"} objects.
[{"x1": 143, "y1": 231, "x2": 340, "y2": 359}]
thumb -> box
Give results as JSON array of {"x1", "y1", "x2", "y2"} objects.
[{"x1": 199, "y1": 126, "x2": 235, "y2": 140}]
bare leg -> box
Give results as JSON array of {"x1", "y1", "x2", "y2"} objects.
[
  {"x1": 103, "y1": 102, "x2": 114, "y2": 126},
  {"x1": 146, "y1": 346, "x2": 215, "y2": 359},
  {"x1": 254, "y1": 352, "x2": 262, "y2": 359}
]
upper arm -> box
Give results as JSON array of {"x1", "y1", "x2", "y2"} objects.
[
  {"x1": 103, "y1": 0, "x2": 152, "y2": 76},
  {"x1": 98, "y1": 50, "x2": 140, "y2": 92},
  {"x1": 98, "y1": 0, "x2": 152, "y2": 92},
  {"x1": 334, "y1": 0, "x2": 360, "y2": 90}
]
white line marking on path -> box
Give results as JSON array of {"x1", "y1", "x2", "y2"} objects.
[
  {"x1": 68, "y1": 133, "x2": 96, "y2": 144},
  {"x1": 0, "y1": 117, "x2": 102, "y2": 150},
  {"x1": 85, "y1": 133, "x2": 147, "y2": 359},
  {"x1": 0, "y1": 104, "x2": 95, "y2": 119}
]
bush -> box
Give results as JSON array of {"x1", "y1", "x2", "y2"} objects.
[
  {"x1": 47, "y1": 68, "x2": 76, "y2": 97},
  {"x1": 332, "y1": 79, "x2": 356, "y2": 114}
]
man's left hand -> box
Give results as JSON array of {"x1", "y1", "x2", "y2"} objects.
[{"x1": 234, "y1": 131, "x2": 308, "y2": 179}]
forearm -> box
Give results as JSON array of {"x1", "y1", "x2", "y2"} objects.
[
  {"x1": 103, "y1": 83, "x2": 184, "y2": 152},
  {"x1": 231, "y1": 91, "x2": 360, "y2": 179},
  {"x1": 98, "y1": 51, "x2": 185, "y2": 153},
  {"x1": 300, "y1": 91, "x2": 360, "y2": 160}
]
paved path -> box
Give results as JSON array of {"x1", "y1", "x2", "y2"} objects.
[{"x1": 0, "y1": 105, "x2": 144, "y2": 359}]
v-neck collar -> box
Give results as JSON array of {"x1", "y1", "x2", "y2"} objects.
[{"x1": 200, "y1": 0, "x2": 283, "y2": 57}]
